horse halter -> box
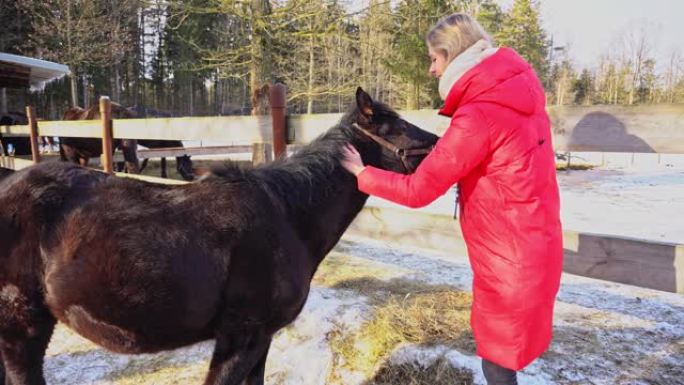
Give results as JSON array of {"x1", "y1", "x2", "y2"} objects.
[{"x1": 352, "y1": 123, "x2": 434, "y2": 173}]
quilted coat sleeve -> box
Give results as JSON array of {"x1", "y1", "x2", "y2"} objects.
[{"x1": 357, "y1": 106, "x2": 491, "y2": 208}]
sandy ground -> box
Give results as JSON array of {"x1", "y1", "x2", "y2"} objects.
[{"x1": 41, "y1": 238, "x2": 684, "y2": 385}]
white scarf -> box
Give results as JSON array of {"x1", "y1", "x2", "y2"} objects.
[{"x1": 438, "y1": 39, "x2": 499, "y2": 100}]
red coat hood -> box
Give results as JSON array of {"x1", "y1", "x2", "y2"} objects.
[{"x1": 439, "y1": 48, "x2": 543, "y2": 117}]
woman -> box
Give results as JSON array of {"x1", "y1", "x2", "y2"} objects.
[{"x1": 341, "y1": 13, "x2": 563, "y2": 385}]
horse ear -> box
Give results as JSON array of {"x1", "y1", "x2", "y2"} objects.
[{"x1": 356, "y1": 87, "x2": 374, "y2": 118}]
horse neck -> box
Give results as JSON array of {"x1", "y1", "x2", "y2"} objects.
[{"x1": 255, "y1": 129, "x2": 370, "y2": 266}]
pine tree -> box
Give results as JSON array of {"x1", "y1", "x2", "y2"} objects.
[
  {"x1": 495, "y1": 0, "x2": 549, "y2": 81},
  {"x1": 573, "y1": 69, "x2": 594, "y2": 105},
  {"x1": 387, "y1": 0, "x2": 455, "y2": 110},
  {"x1": 466, "y1": 0, "x2": 506, "y2": 38},
  {"x1": 359, "y1": 0, "x2": 394, "y2": 103}
]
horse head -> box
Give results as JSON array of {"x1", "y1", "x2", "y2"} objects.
[{"x1": 343, "y1": 87, "x2": 439, "y2": 174}]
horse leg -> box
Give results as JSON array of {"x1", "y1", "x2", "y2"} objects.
[
  {"x1": 139, "y1": 158, "x2": 149, "y2": 173},
  {"x1": 0, "y1": 305, "x2": 55, "y2": 385},
  {"x1": 120, "y1": 139, "x2": 140, "y2": 174},
  {"x1": 204, "y1": 331, "x2": 271, "y2": 385},
  {"x1": 176, "y1": 155, "x2": 195, "y2": 181},
  {"x1": 0, "y1": 356, "x2": 5, "y2": 385},
  {"x1": 160, "y1": 157, "x2": 167, "y2": 178},
  {"x1": 244, "y1": 338, "x2": 272, "y2": 385}
]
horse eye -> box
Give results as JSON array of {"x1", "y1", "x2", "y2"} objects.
[{"x1": 378, "y1": 124, "x2": 392, "y2": 136}]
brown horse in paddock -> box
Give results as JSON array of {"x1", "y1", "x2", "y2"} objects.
[
  {"x1": 59, "y1": 103, "x2": 140, "y2": 174},
  {"x1": 0, "y1": 88, "x2": 438, "y2": 385}
]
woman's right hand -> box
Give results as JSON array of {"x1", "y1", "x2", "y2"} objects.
[{"x1": 341, "y1": 144, "x2": 366, "y2": 176}]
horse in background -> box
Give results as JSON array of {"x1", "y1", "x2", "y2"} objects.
[
  {"x1": 128, "y1": 105, "x2": 195, "y2": 181},
  {"x1": 0, "y1": 112, "x2": 31, "y2": 156},
  {"x1": 0, "y1": 112, "x2": 60, "y2": 155},
  {"x1": 60, "y1": 104, "x2": 140, "y2": 174}
]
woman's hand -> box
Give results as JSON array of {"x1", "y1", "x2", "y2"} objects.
[{"x1": 341, "y1": 143, "x2": 366, "y2": 176}]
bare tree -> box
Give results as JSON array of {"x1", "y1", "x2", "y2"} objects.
[
  {"x1": 18, "y1": 0, "x2": 136, "y2": 107},
  {"x1": 619, "y1": 21, "x2": 656, "y2": 105},
  {"x1": 663, "y1": 50, "x2": 683, "y2": 104}
]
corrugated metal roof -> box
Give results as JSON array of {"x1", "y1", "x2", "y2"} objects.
[{"x1": 0, "y1": 52, "x2": 70, "y2": 90}]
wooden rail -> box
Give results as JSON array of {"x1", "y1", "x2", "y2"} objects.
[
  {"x1": 0, "y1": 83, "x2": 290, "y2": 173},
  {"x1": 2, "y1": 101, "x2": 684, "y2": 174},
  {"x1": 346, "y1": 206, "x2": 684, "y2": 293}
]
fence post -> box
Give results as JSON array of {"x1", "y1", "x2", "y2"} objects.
[
  {"x1": 100, "y1": 96, "x2": 114, "y2": 174},
  {"x1": 26, "y1": 106, "x2": 41, "y2": 163},
  {"x1": 269, "y1": 83, "x2": 287, "y2": 159},
  {"x1": 252, "y1": 142, "x2": 272, "y2": 166}
]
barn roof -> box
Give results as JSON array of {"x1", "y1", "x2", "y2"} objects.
[{"x1": 0, "y1": 52, "x2": 70, "y2": 90}]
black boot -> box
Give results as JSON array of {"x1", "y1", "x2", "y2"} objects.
[{"x1": 482, "y1": 359, "x2": 518, "y2": 385}]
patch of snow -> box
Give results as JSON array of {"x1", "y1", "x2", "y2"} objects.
[
  {"x1": 366, "y1": 167, "x2": 684, "y2": 244},
  {"x1": 267, "y1": 287, "x2": 370, "y2": 385},
  {"x1": 389, "y1": 344, "x2": 555, "y2": 385}
]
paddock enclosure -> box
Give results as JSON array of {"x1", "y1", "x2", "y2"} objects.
[
  {"x1": 2, "y1": 89, "x2": 684, "y2": 384},
  {"x1": 3, "y1": 93, "x2": 684, "y2": 292}
]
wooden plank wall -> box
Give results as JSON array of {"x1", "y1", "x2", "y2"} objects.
[
  {"x1": 3, "y1": 105, "x2": 684, "y2": 153},
  {"x1": 346, "y1": 206, "x2": 684, "y2": 294}
]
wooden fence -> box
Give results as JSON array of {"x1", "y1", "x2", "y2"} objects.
[
  {"x1": 2, "y1": 93, "x2": 684, "y2": 292},
  {"x1": 346, "y1": 206, "x2": 684, "y2": 294},
  {"x1": 0, "y1": 84, "x2": 291, "y2": 175},
  {"x1": 3, "y1": 95, "x2": 684, "y2": 176}
]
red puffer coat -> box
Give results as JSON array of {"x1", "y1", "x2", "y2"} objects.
[{"x1": 356, "y1": 47, "x2": 563, "y2": 370}]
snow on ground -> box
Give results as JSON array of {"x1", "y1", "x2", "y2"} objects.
[
  {"x1": 337, "y1": 237, "x2": 684, "y2": 385},
  {"x1": 557, "y1": 167, "x2": 684, "y2": 244},
  {"x1": 42, "y1": 237, "x2": 684, "y2": 384},
  {"x1": 367, "y1": 165, "x2": 684, "y2": 244}
]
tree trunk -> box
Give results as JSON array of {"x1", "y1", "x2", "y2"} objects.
[
  {"x1": 406, "y1": 81, "x2": 419, "y2": 110},
  {"x1": 0, "y1": 88, "x2": 7, "y2": 114},
  {"x1": 307, "y1": 31, "x2": 315, "y2": 115},
  {"x1": 70, "y1": 73, "x2": 79, "y2": 107},
  {"x1": 188, "y1": 78, "x2": 194, "y2": 116},
  {"x1": 249, "y1": 0, "x2": 271, "y2": 116},
  {"x1": 82, "y1": 76, "x2": 89, "y2": 108},
  {"x1": 113, "y1": 66, "x2": 121, "y2": 102},
  {"x1": 49, "y1": 92, "x2": 56, "y2": 120}
]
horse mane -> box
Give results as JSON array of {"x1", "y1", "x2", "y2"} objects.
[
  {"x1": 209, "y1": 123, "x2": 354, "y2": 214},
  {"x1": 208, "y1": 100, "x2": 401, "y2": 214}
]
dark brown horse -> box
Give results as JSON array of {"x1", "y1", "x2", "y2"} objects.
[
  {"x1": 0, "y1": 88, "x2": 438, "y2": 385},
  {"x1": 59, "y1": 104, "x2": 140, "y2": 174}
]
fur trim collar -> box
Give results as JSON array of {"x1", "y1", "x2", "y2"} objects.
[{"x1": 438, "y1": 39, "x2": 498, "y2": 100}]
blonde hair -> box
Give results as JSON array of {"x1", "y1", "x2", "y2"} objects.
[{"x1": 427, "y1": 13, "x2": 492, "y2": 63}]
